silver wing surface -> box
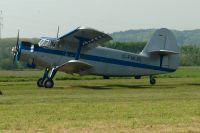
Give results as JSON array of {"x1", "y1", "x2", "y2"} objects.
[
  {"x1": 57, "y1": 60, "x2": 93, "y2": 74},
  {"x1": 58, "y1": 27, "x2": 112, "y2": 48}
]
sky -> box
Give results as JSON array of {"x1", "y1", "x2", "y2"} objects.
[{"x1": 0, "y1": 0, "x2": 200, "y2": 38}]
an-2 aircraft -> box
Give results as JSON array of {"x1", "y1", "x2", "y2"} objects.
[{"x1": 12, "y1": 27, "x2": 179, "y2": 88}]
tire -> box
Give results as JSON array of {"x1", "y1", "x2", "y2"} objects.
[
  {"x1": 37, "y1": 78, "x2": 44, "y2": 87},
  {"x1": 150, "y1": 78, "x2": 156, "y2": 85},
  {"x1": 103, "y1": 76, "x2": 110, "y2": 79},
  {"x1": 44, "y1": 79, "x2": 54, "y2": 88}
]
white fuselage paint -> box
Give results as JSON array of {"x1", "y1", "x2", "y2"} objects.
[{"x1": 19, "y1": 44, "x2": 177, "y2": 77}]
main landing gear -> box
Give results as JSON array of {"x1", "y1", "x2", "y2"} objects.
[
  {"x1": 37, "y1": 67, "x2": 57, "y2": 88},
  {"x1": 149, "y1": 75, "x2": 156, "y2": 85}
]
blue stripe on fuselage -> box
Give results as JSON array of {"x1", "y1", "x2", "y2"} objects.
[
  {"x1": 80, "y1": 54, "x2": 175, "y2": 72},
  {"x1": 21, "y1": 45, "x2": 176, "y2": 72}
]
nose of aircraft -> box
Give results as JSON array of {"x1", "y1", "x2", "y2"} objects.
[
  {"x1": 12, "y1": 41, "x2": 37, "y2": 68},
  {"x1": 12, "y1": 42, "x2": 21, "y2": 63},
  {"x1": 12, "y1": 30, "x2": 21, "y2": 63}
]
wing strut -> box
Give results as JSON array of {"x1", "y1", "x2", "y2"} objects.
[
  {"x1": 160, "y1": 55, "x2": 164, "y2": 67},
  {"x1": 75, "y1": 39, "x2": 84, "y2": 60},
  {"x1": 74, "y1": 36, "x2": 90, "y2": 60}
]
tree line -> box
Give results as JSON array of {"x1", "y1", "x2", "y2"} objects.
[
  {"x1": 111, "y1": 29, "x2": 200, "y2": 45},
  {"x1": 0, "y1": 38, "x2": 199, "y2": 70}
]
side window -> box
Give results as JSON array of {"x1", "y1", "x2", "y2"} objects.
[
  {"x1": 38, "y1": 39, "x2": 60, "y2": 49},
  {"x1": 52, "y1": 41, "x2": 60, "y2": 48},
  {"x1": 46, "y1": 40, "x2": 50, "y2": 46}
]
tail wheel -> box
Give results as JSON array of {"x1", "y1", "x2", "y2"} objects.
[
  {"x1": 37, "y1": 78, "x2": 44, "y2": 87},
  {"x1": 44, "y1": 79, "x2": 54, "y2": 88},
  {"x1": 150, "y1": 78, "x2": 156, "y2": 85},
  {"x1": 135, "y1": 76, "x2": 141, "y2": 79}
]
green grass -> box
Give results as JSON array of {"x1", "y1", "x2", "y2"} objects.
[
  {"x1": 0, "y1": 66, "x2": 200, "y2": 82},
  {"x1": 0, "y1": 67, "x2": 200, "y2": 133}
]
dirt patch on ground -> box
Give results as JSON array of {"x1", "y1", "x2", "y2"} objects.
[{"x1": 2, "y1": 123, "x2": 199, "y2": 133}]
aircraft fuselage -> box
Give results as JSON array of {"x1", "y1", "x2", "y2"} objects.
[{"x1": 18, "y1": 42, "x2": 176, "y2": 77}]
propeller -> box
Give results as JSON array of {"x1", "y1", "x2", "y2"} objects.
[{"x1": 12, "y1": 30, "x2": 20, "y2": 64}]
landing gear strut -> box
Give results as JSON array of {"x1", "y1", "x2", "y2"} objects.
[
  {"x1": 37, "y1": 67, "x2": 57, "y2": 88},
  {"x1": 149, "y1": 75, "x2": 156, "y2": 85}
]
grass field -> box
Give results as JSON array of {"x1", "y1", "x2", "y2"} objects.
[{"x1": 0, "y1": 67, "x2": 200, "y2": 133}]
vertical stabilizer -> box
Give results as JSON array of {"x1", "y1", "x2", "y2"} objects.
[
  {"x1": 141, "y1": 28, "x2": 179, "y2": 70},
  {"x1": 142, "y1": 28, "x2": 179, "y2": 54}
]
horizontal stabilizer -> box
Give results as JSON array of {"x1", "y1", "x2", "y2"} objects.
[
  {"x1": 149, "y1": 50, "x2": 179, "y2": 56},
  {"x1": 57, "y1": 60, "x2": 93, "y2": 73}
]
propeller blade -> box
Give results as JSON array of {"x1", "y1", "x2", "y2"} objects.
[
  {"x1": 13, "y1": 53, "x2": 16, "y2": 64},
  {"x1": 16, "y1": 30, "x2": 19, "y2": 50}
]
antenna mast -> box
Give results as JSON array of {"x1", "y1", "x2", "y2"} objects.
[
  {"x1": 57, "y1": 26, "x2": 60, "y2": 39},
  {"x1": 0, "y1": 10, "x2": 3, "y2": 39}
]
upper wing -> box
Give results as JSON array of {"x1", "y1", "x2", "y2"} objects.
[{"x1": 58, "y1": 27, "x2": 112, "y2": 48}]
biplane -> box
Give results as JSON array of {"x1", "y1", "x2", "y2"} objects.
[{"x1": 12, "y1": 27, "x2": 179, "y2": 88}]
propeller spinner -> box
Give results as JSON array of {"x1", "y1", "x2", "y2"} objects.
[{"x1": 12, "y1": 30, "x2": 20, "y2": 64}]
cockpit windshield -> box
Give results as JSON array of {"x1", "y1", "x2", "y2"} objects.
[{"x1": 38, "y1": 39, "x2": 58, "y2": 48}]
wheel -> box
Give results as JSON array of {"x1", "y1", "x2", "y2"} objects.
[
  {"x1": 150, "y1": 78, "x2": 156, "y2": 85},
  {"x1": 37, "y1": 78, "x2": 44, "y2": 87},
  {"x1": 103, "y1": 76, "x2": 110, "y2": 79},
  {"x1": 44, "y1": 79, "x2": 54, "y2": 88}
]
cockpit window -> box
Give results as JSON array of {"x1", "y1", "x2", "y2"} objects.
[
  {"x1": 38, "y1": 40, "x2": 44, "y2": 46},
  {"x1": 38, "y1": 39, "x2": 58, "y2": 48}
]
